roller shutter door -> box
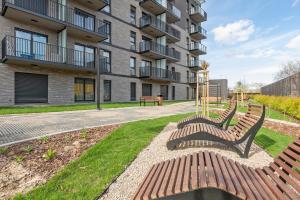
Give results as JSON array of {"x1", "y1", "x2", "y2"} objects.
[{"x1": 15, "y1": 72, "x2": 48, "y2": 104}]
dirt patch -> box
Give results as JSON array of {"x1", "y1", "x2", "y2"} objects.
[{"x1": 0, "y1": 125, "x2": 120, "y2": 199}]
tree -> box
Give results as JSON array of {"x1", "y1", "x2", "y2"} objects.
[{"x1": 275, "y1": 61, "x2": 300, "y2": 80}]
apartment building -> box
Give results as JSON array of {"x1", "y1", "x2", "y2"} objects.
[{"x1": 0, "y1": 0, "x2": 207, "y2": 106}]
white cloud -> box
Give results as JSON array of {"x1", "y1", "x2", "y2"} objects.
[
  {"x1": 286, "y1": 35, "x2": 300, "y2": 49},
  {"x1": 212, "y1": 19, "x2": 255, "y2": 45},
  {"x1": 292, "y1": 0, "x2": 300, "y2": 7}
]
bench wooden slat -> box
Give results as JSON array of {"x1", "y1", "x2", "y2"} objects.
[
  {"x1": 204, "y1": 151, "x2": 218, "y2": 188},
  {"x1": 182, "y1": 155, "x2": 192, "y2": 192},
  {"x1": 210, "y1": 152, "x2": 226, "y2": 190},
  {"x1": 151, "y1": 160, "x2": 170, "y2": 199},
  {"x1": 191, "y1": 153, "x2": 199, "y2": 190},
  {"x1": 158, "y1": 159, "x2": 175, "y2": 198},
  {"x1": 198, "y1": 152, "x2": 207, "y2": 188},
  {"x1": 166, "y1": 157, "x2": 181, "y2": 196}
]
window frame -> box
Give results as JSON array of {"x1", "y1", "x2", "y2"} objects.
[
  {"x1": 130, "y1": 57, "x2": 136, "y2": 76},
  {"x1": 130, "y1": 5, "x2": 137, "y2": 25},
  {"x1": 74, "y1": 78, "x2": 95, "y2": 102},
  {"x1": 103, "y1": 80, "x2": 112, "y2": 102}
]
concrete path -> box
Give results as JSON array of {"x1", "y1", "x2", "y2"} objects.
[{"x1": 0, "y1": 102, "x2": 195, "y2": 146}]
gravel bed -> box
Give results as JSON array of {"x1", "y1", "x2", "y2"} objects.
[{"x1": 99, "y1": 123, "x2": 273, "y2": 200}]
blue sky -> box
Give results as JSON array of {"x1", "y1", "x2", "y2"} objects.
[{"x1": 202, "y1": 0, "x2": 300, "y2": 88}]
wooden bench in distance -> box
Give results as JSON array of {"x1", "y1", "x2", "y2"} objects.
[
  {"x1": 167, "y1": 104, "x2": 265, "y2": 158},
  {"x1": 134, "y1": 138, "x2": 300, "y2": 200},
  {"x1": 140, "y1": 96, "x2": 159, "y2": 106},
  {"x1": 177, "y1": 99, "x2": 237, "y2": 130}
]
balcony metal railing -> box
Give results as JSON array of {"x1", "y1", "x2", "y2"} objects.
[
  {"x1": 140, "y1": 66, "x2": 181, "y2": 82},
  {"x1": 2, "y1": 0, "x2": 107, "y2": 36},
  {"x1": 99, "y1": 57, "x2": 111, "y2": 73},
  {"x1": 140, "y1": 15, "x2": 181, "y2": 39},
  {"x1": 167, "y1": 2, "x2": 181, "y2": 19},
  {"x1": 188, "y1": 59, "x2": 202, "y2": 67},
  {"x1": 190, "y1": 6, "x2": 207, "y2": 20},
  {"x1": 140, "y1": 41, "x2": 180, "y2": 60},
  {"x1": 2, "y1": 36, "x2": 95, "y2": 70},
  {"x1": 190, "y1": 42, "x2": 207, "y2": 53},
  {"x1": 190, "y1": 26, "x2": 207, "y2": 37}
]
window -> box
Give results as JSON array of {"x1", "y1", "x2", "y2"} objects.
[
  {"x1": 186, "y1": 54, "x2": 190, "y2": 66},
  {"x1": 130, "y1": 6, "x2": 136, "y2": 25},
  {"x1": 160, "y1": 85, "x2": 169, "y2": 100},
  {"x1": 130, "y1": 57, "x2": 136, "y2": 76},
  {"x1": 130, "y1": 31, "x2": 136, "y2": 51},
  {"x1": 186, "y1": 19, "x2": 190, "y2": 32},
  {"x1": 74, "y1": 78, "x2": 95, "y2": 102},
  {"x1": 141, "y1": 60, "x2": 151, "y2": 76},
  {"x1": 101, "y1": 0, "x2": 111, "y2": 13},
  {"x1": 130, "y1": 82, "x2": 136, "y2": 101},
  {"x1": 104, "y1": 80, "x2": 111, "y2": 102},
  {"x1": 186, "y1": 87, "x2": 190, "y2": 99},
  {"x1": 172, "y1": 86, "x2": 175, "y2": 100},
  {"x1": 15, "y1": 29, "x2": 47, "y2": 60},
  {"x1": 101, "y1": 50, "x2": 111, "y2": 73},
  {"x1": 142, "y1": 84, "x2": 152, "y2": 96},
  {"x1": 103, "y1": 21, "x2": 111, "y2": 43},
  {"x1": 74, "y1": 44, "x2": 95, "y2": 68},
  {"x1": 186, "y1": 37, "x2": 190, "y2": 49},
  {"x1": 74, "y1": 9, "x2": 95, "y2": 31},
  {"x1": 187, "y1": 71, "x2": 190, "y2": 82}
]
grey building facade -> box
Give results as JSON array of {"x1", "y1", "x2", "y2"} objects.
[{"x1": 0, "y1": 0, "x2": 207, "y2": 106}]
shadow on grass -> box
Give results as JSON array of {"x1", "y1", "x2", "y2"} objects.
[{"x1": 255, "y1": 134, "x2": 276, "y2": 149}]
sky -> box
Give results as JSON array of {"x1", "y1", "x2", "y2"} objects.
[{"x1": 202, "y1": 0, "x2": 300, "y2": 88}]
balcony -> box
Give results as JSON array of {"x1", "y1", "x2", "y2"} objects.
[
  {"x1": 2, "y1": 36, "x2": 96, "y2": 73},
  {"x1": 139, "y1": 41, "x2": 180, "y2": 63},
  {"x1": 2, "y1": 0, "x2": 107, "y2": 42},
  {"x1": 166, "y1": 2, "x2": 181, "y2": 23},
  {"x1": 74, "y1": 0, "x2": 108, "y2": 11},
  {"x1": 140, "y1": 16, "x2": 181, "y2": 43},
  {"x1": 140, "y1": 66, "x2": 181, "y2": 82},
  {"x1": 190, "y1": 26, "x2": 207, "y2": 40},
  {"x1": 188, "y1": 59, "x2": 202, "y2": 70},
  {"x1": 189, "y1": 77, "x2": 197, "y2": 84},
  {"x1": 189, "y1": 42, "x2": 207, "y2": 55},
  {"x1": 190, "y1": 6, "x2": 207, "y2": 23},
  {"x1": 139, "y1": 0, "x2": 167, "y2": 15}
]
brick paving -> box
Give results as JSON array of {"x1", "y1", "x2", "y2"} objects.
[{"x1": 0, "y1": 102, "x2": 195, "y2": 146}]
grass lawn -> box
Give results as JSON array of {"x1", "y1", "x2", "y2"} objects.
[
  {"x1": 13, "y1": 112, "x2": 294, "y2": 200},
  {"x1": 0, "y1": 100, "x2": 190, "y2": 115}
]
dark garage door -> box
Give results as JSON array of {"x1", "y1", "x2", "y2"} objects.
[{"x1": 15, "y1": 72, "x2": 48, "y2": 104}]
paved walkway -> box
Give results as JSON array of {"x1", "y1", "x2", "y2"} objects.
[{"x1": 0, "y1": 102, "x2": 195, "y2": 146}]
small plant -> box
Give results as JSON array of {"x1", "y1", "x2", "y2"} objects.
[
  {"x1": 15, "y1": 156, "x2": 24, "y2": 163},
  {"x1": 80, "y1": 129, "x2": 89, "y2": 140},
  {"x1": 22, "y1": 145, "x2": 33, "y2": 153},
  {"x1": 43, "y1": 149, "x2": 56, "y2": 161},
  {"x1": 0, "y1": 147, "x2": 8, "y2": 154},
  {"x1": 40, "y1": 136, "x2": 49, "y2": 143}
]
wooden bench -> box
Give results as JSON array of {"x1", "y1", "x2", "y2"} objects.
[
  {"x1": 140, "y1": 96, "x2": 159, "y2": 106},
  {"x1": 134, "y1": 138, "x2": 300, "y2": 200},
  {"x1": 177, "y1": 99, "x2": 237, "y2": 130},
  {"x1": 167, "y1": 104, "x2": 265, "y2": 158}
]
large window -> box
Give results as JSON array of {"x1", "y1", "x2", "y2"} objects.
[
  {"x1": 186, "y1": 87, "x2": 190, "y2": 100},
  {"x1": 130, "y1": 6, "x2": 136, "y2": 25},
  {"x1": 103, "y1": 21, "x2": 111, "y2": 43},
  {"x1": 130, "y1": 31, "x2": 136, "y2": 51},
  {"x1": 142, "y1": 84, "x2": 152, "y2": 96},
  {"x1": 101, "y1": 50, "x2": 111, "y2": 73},
  {"x1": 101, "y1": 0, "x2": 111, "y2": 13},
  {"x1": 104, "y1": 80, "x2": 111, "y2": 102},
  {"x1": 172, "y1": 86, "x2": 175, "y2": 100},
  {"x1": 130, "y1": 82, "x2": 136, "y2": 101},
  {"x1": 15, "y1": 29, "x2": 47, "y2": 60},
  {"x1": 74, "y1": 44, "x2": 95, "y2": 68},
  {"x1": 130, "y1": 57, "x2": 136, "y2": 76},
  {"x1": 74, "y1": 78, "x2": 95, "y2": 102},
  {"x1": 160, "y1": 85, "x2": 169, "y2": 100},
  {"x1": 74, "y1": 9, "x2": 95, "y2": 31}
]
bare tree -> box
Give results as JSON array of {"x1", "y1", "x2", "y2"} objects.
[{"x1": 275, "y1": 61, "x2": 300, "y2": 80}]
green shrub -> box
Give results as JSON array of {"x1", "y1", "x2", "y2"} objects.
[
  {"x1": 43, "y1": 149, "x2": 56, "y2": 161},
  {"x1": 253, "y1": 95, "x2": 300, "y2": 119}
]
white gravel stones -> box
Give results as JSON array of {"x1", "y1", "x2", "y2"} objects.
[{"x1": 99, "y1": 123, "x2": 273, "y2": 200}]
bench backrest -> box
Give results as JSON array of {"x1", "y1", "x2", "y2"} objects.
[
  {"x1": 219, "y1": 99, "x2": 237, "y2": 121},
  {"x1": 270, "y1": 138, "x2": 300, "y2": 196},
  {"x1": 229, "y1": 104, "x2": 265, "y2": 140},
  {"x1": 140, "y1": 96, "x2": 157, "y2": 101}
]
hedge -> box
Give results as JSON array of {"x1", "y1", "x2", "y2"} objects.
[{"x1": 252, "y1": 95, "x2": 300, "y2": 119}]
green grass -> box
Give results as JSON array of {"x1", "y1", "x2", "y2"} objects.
[
  {"x1": 0, "y1": 100, "x2": 189, "y2": 115},
  {"x1": 255, "y1": 128, "x2": 294, "y2": 157},
  {"x1": 13, "y1": 113, "x2": 192, "y2": 200}
]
